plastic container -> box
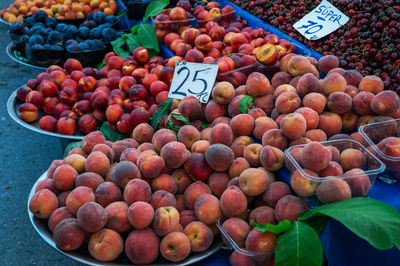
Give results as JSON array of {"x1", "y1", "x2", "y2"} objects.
[
  {"x1": 152, "y1": 9, "x2": 196, "y2": 33},
  {"x1": 359, "y1": 118, "x2": 400, "y2": 181},
  {"x1": 216, "y1": 217, "x2": 274, "y2": 263},
  {"x1": 24, "y1": 43, "x2": 65, "y2": 67},
  {"x1": 196, "y1": 9, "x2": 236, "y2": 28},
  {"x1": 284, "y1": 139, "x2": 385, "y2": 207}
]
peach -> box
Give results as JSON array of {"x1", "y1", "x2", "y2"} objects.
[
  {"x1": 254, "y1": 94, "x2": 275, "y2": 115},
  {"x1": 350, "y1": 132, "x2": 368, "y2": 147},
  {"x1": 319, "y1": 161, "x2": 344, "y2": 177},
  {"x1": 290, "y1": 169, "x2": 319, "y2": 197},
  {"x1": 150, "y1": 190, "x2": 177, "y2": 210},
  {"x1": 119, "y1": 148, "x2": 140, "y2": 165},
  {"x1": 229, "y1": 114, "x2": 255, "y2": 136},
  {"x1": 271, "y1": 72, "x2": 292, "y2": 89},
  {"x1": 110, "y1": 161, "x2": 141, "y2": 188},
  {"x1": 160, "y1": 141, "x2": 188, "y2": 169},
  {"x1": 317, "y1": 55, "x2": 339, "y2": 74},
  {"x1": 152, "y1": 128, "x2": 177, "y2": 153},
  {"x1": 275, "y1": 91, "x2": 301, "y2": 114},
  {"x1": 345, "y1": 85, "x2": 360, "y2": 98},
  {"x1": 246, "y1": 72, "x2": 273, "y2": 97},
  {"x1": 230, "y1": 251, "x2": 256, "y2": 266},
  {"x1": 255, "y1": 43, "x2": 279, "y2": 66},
  {"x1": 132, "y1": 123, "x2": 154, "y2": 144},
  {"x1": 322, "y1": 72, "x2": 347, "y2": 95},
  {"x1": 260, "y1": 145, "x2": 285, "y2": 171},
  {"x1": 287, "y1": 56, "x2": 312, "y2": 76},
  {"x1": 185, "y1": 48, "x2": 205, "y2": 63},
  {"x1": 178, "y1": 96, "x2": 202, "y2": 121},
  {"x1": 243, "y1": 143, "x2": 262, "y2": 166},
  {"x1": 231, "y1": 136, "x2": 254, "y2": 158},
  {"x1": 137, "y1": 151, "x2": 166, "y2": 179},
  {"x1": 209, "y1": 123, "x2": 233, "y2": 146},
  {"x1": 184, "y1": 221, "x2": 214, "y2": 252},
  {"x1": 195, "y1": 34, "x2": 213, "y2": 52},
  {"x1": 344, "y1": 168, "x2": 371, "y2": 197},
  {"x1": 262, "y1": 181, "x2": 291, "y2": 208},
  {"x1": 205, "y1": 99, "x2": 227, "y2": 123},
  {"x1": 153, "y1": 206, "x2": 180, "y2": 236},
  {"x1": 95, "y1": 182, "x2": 121, "y2": 207},
  {"x1": 53, "y1": 164, "x2": 78, "y2": 191},
  {"x1": 252, "y1": 117, "x2": 278, "y2": 140},
  {"x1": 194, "y1": 194, "x2": 221, "y2": 224},
  {"x1": 88, "y1": 228, "x2": 123, "y2": 262},
  {"x1": 81, "y1": 131, "x2": 106, "y2": 154},
  {"x1": 29, "y1": 189, "x2": 58, "y2": 218},
  {"x1": 280, "y1": 53, "x2": 297, "y2": 72},
  {"x1": 184, "y1": 181, "x2": 211, "y2": 210},
  {"x1": 125, "y1": 229, "x2": 160, "y2": 264},
  {"x1": 65, "y1": 186, "x2": 95, "y2": 215},
  {"x1": 341, "y1": 111, "x2": 358, "y2": 132},
  {"x1": 302, "y1": 92, "x2": 326, "y2": 114},
  {"x1": 92, "y1": 144, "x2": 115, "y2": 164},
  {"x1": 48, "y1": 207, "x2": 75, "y2": 233},
  {"x1": 77, "y1": 202, "x2": 108, "y2": 232},
  {"x1": 222, "y1": 218, "x2": 250, "y2": 249},
  {"x1": 371, "y1": 91, "x2": 399, "y2": 116},
  {"x1": 274, "y1": 195, "x2": 308, "y2": 222},
  {"x1": 352, "y1": 91, "x2": 374, "y2": 115},
  {"x1": 178, "y1": 125, "x2": 201, "y2": 149},
  {"x1": 249, "y1": 206, "x2": 276, "y2": 226},
  {"x1": 228, "y1": 157, "x2": 250, "y2": 178},
  {"x1": 340, "y1": 148, "x2": 366, "y2": 171},
  {"x1": 304, "y1": 129, "x2": 327, "y2": 142},
  {"x1": 296, "y1": 73, "x2": 320, "y2": 97},
  {"x1": 318, "y1": 112, "x2": 343, "y2": 137},
  {"x1": 316, "y1": 178, "x2": 352, "y2": 204},
  {"x1": 366, "y1": 116, "x2": 398, "y2": 143},
  {"x1": 180, "y1": 210, "x2": 199, "y2": 229},
  {"x1": 207, "y1": 172, "x2": 230, "y2": 197},
  {"x1": 295, "y1": 107, "x2": 319, "y2": 130},
  {"x1": 261, "y1": 129, "x2": 287, "y2": 151},
  {"x1": 280, "y1": 113, "x2": 307, "y2": 140},
  {"x1": 274, "y1": 84, "x2": 296, "y2": 98},
  {"x1": 84, "y1": 152, "x2": 110, "y2": 178},
  {"x1": 53, "y1": 218, "x2": 84, "y2": 251},
  {"x1": 152, "y1": 174, "x2": 178, "y2": 194},
  {"x1": 184, "y1": 153, "x2": 212, "y2": 181},
  {"x1": 300, "y1": 142, "x2": 332, "y2": 171},
  {"x1": 327, "y1": 92, "x2": 353, "y2": 114},
  {"x1": 220, "y1": 186, "x2": 248, "y2": 217},
  {"x1": 248, "y1": 108, "x2": 267, "y2": 120},
  {"x1": 172, "y1": 169, "x2": 192, "y2": 194},
  {"x1": 160, "y1": 232, "x2": 191, "y2": 262},
  {"x1": 105, "y1": 201, "x2": 131, "y2": 233},
  {"x1": 245, "y1": 228, "x2": 277, "y2": 254},
  {"x1": 191, "y1": 140, "x2": 210, "y2": 153},
  {"x1": 359, "y1": 75, "x2": 384, "y2": 94},
  {"x1": 342, "y1": 70, "x2": 363, "y2": 87},
  {"x1": 239, "y1": 168, "x2": 269, "y2": 196},
  {"x1": 124, "y1": 179, "x2": 152, "y2": 205},
  {"x1": 212, "y1": 81, "x2": 235, "y2": 104},
  {"x1": 18, "y1": 103, "x2": 38, "y2": 122},
  {"x1": 356, "y1": 115, "x2": 375, "y2": 129},
  {"x1": 112, "y1": 140, "x2": 136, "y2": 162},
  {"x1": 128, "y1": 201, "x2": 154, "y2": 229},
  {"x1": 35, "y1": 179, "x2": 60, "y2": 195},
  {"x1": 205, "y1": 144, "x2": 234, "y2": 172},
  {"x1": 228, "y1": 95, "x2": 245, "y2": 117}
]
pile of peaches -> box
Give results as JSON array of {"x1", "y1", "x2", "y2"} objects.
[
  {"x1": 1, "y1": 0, "x2": 118, "y2": 23},
  {"x1": 17, "y1": 47, "x2": 175, "y2": 135},
  {"x1": 29, "y1": 129, "x2": 307, "y2": 264}
]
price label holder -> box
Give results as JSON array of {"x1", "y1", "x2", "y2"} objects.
[
  {"x1": 168, "y1": 61, "x2": 219, "y2": 103},
  {"x1": 293, "y1": 0, "x2": 349, "y2": 40}
]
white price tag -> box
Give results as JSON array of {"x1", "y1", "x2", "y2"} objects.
[
  {"x1": 168, "y1": 61, "x2": 219, "y2": 103},
  {"x1": 293, "y1": 0, "x2": 349, "y2": 40}
]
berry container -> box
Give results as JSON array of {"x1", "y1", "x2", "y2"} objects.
[
  {"x1": 284, "y1": 139, "x2": 385, "y2": 207},
  {"x1": 196, "y1": 9, "x2": 236, "y2": 28},
  {"x1": 359, "y1": 118, "x2": 400, "y2": 181},
  {"x1": 216, "y1": 217, "x2": 275, "y2": 264},
  {"x1": 152, "y1": 9, "x2": 196, "y2": 34}
]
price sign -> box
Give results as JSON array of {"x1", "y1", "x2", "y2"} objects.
[
  {"x1": 168, "y1": 61, "x2": 219, "y2": 103},
  {"x1": 293, "y1": 0, "x2": 349, "y2": 40}
]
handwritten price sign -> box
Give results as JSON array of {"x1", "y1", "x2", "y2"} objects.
[
  {"x1": 293, "y1": 0, "x2": 349, "y2": 40},
  {"x1": 168, "y1": 61, "x2": 219, "y2": 103}
]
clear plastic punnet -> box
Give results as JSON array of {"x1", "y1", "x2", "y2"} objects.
[
  {"x1": 152, "y1": 9, "x2": 196, "y2": 33},
  {"x1": 359, "y1": 118, "x2": 400, "y2": 181},
  {"x1": 284, "y1": 139, "x2": 385, "y2": 207}
]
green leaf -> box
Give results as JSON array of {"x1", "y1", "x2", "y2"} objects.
[
  {"x1": 131, "y1": 25, "x2": 138, "y2": 34},
  {"x1": 238, "y1": 95, "x2": 254, "y2": 114},
  {"x1": 99, "y1": 122, "x2": 129, "y2": 142},
  {"x1": 253, "y1": 220, "x2": 292, "y2": 235},
  {"x1": 303, "y1": 215, "x2": 328, "y2": 235},
  {"x1": 111, "y1": 37, "x2": 127, "y2": 49},
  {"x1": 150, "y1": 98, "x2": 173, "y2": 128},
  {"x1": 96, "y1": 59, "x2": 106, "y2": 69},
  {"x1": 63, "y1": 141, "x2": 82, "y2": 158},
  {"x1": 165, "y1": 119, "x2": 181, "y2": 135},
  {"x1": 117, "y1": 9, "x2": 128, "y2": 19},
  {"x1": 276, "y1": 221, "x2": 323, "y2": 266},
  {"x1": 298, "y1": 198, "x2": 400, "y2": 250},
  {"x1": 142, "y1": 0, "x2": 169, "y2": 22},
  {"x1": 127, "y1": 34, "x2": 141, "y2": 52},
  {"x1": 170, "y1": 113, "x2": 190, "y2": 125},
  {"x1": 113, "y1": 47, "x2": 129, "y2": 59},
  {"x1": 201, "y1": 121, "x2": 209, "y2": 130},
  {"x1": 147, "y1": 48, "x2": 159, "y2": 59},
  {"x1": 137, "y1": 24, "x2": 160, "y2": 52}
]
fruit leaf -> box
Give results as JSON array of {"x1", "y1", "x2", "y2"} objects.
[
  {"x1": 131, "y1": 25, "x2": 138, "y2": 34},
  {"x1": 63, "y1": 141, "x2": 82, "y2": 158},
  {"x1": 111, "y1": 37, "x2": 126, "y2": 49},
  {"x1": 147, "y1": 48, "x2": 159, "y2": 59},
  {"x1": 170, "y1": 113, "x2": 190, "y2": 125},
  {"x1": 142, "y1": 0, "x2": 169, "y2": 23},
  {"x1": 127, "y1": 34, "x2": 141, "y2": 52},
  {"x1": 303, "y1": 215, "x2": 328, "y2": 235},
  {"x1": 201, "y1": 121, "x2": 209, "y2": 130},
  {"x1": 150, "y1": 98, "x2": 173, "y2": 128},
  {"x1": 252, "y1": 220, "x2": 292, "y2": 235},
  {"x1": 276, "y1": 221, "x2": 323, "y2": 266},
  {"x1": 96, "y1": 59, "x2": 106, "y2": 69},
  {"x1": 166, "y1": 119, "x2": 181, "y2": 135},
  {"x1": 117, "y1": 9, "x2": 128, "y2": 19},
  {"x1": 298, "y1": 198, "x2": 400, "y2": 250},
  {"x1": 99, "y1": 122, "x2": 129, "y2": 142},
  {"x1": 238, "y1": 95, "x2": 254, "y2": 114},
  {"x1": 113, "y1": 46, "x2": 129, "y2": 59},
  {"x1": 137, "y1": 23, "x2": 160, "y2": 52}
]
